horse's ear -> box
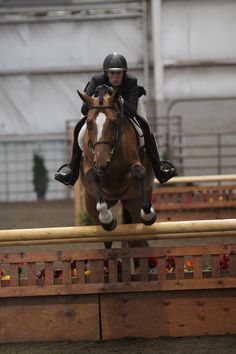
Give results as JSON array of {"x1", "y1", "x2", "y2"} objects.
[{"x1": 77, "y1": 90, "x2": 91, "y2": 103}]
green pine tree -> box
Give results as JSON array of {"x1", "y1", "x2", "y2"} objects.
[{"x1": 32, "y1": 153, "x2": 49, "y2": 200}]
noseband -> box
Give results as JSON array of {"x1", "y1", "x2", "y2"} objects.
[{"x1": 87, "y1": 104, "x2": 122, "y2": 155}]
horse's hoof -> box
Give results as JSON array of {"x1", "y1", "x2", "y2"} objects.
[
  {"x1": 141, "y1": 207, "x2": 157, "y2": 226},
  {"x1": 101, "y1": 218, "x2": 117, "y2": 231},
  {"x1": 143, "y1": 217, "x2": 156, "y2": 226}
]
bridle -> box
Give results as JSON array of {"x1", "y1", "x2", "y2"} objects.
[{"x1": 87, "y1": 104, "x2": 122, "y2": 155}]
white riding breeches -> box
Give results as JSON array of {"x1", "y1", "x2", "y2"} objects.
[{"x1": 137, "y1": 99, "x2": 147, "y2": 121}]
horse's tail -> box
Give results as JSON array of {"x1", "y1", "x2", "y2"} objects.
[{"x1": 122, "y1": 207, "x2": 132, "y2": 224}]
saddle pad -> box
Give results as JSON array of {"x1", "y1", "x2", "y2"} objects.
[
  {"x1": 130, "y1": 118, "x2": 145, "y2": 147},
  {"x1": 78, "y1": 123, "x2": 87, "y2": 151},
  {"x1": 77, "y1": 118, "x2": 145, "y2": 151}
]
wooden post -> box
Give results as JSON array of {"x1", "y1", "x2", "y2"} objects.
[{"x1": 74, "y1": 180, "x2": 81, "y2": 226}]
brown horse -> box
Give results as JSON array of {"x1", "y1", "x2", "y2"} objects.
[{"x1": 78, "y1": 87, "x2": 157, "y2": 239}]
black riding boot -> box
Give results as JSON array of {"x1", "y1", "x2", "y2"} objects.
[
  {"x1": 135, "y1": 115, "x2": 177, "y2": 183},
  {"x1": 55, "y1": 117, "x2": 86, "y2": 186}
]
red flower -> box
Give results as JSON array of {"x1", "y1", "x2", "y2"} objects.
[
  {"x1": 220, "y1": 254, "x2": 229, "y2": 270},
  {"x1": 148, "y1": 257, "x2": 157, "y2": 269},
  {"x1": 166, "y1": 256, "x2": 175, "y2": 270}
]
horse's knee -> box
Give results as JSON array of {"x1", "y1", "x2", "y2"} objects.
[{"x1": 131, "y1": 164, "x2": 146, "y2": 181}]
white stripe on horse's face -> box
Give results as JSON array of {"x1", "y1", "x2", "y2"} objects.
[{"x1": 96, "y1": 112, "x2": 106, "y2": 141}]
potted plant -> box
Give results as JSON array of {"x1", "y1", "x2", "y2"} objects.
[{"x1": 32, "y1": 153, "x2": 49, "y2": 200}]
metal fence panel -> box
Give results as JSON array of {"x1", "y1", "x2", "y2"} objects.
[
  {"x1": 0, "y1": 134, "x2": 71, "y2": 201},
  {"x1": 171, "y1": 132, "x2": 236, "y2": 176}
]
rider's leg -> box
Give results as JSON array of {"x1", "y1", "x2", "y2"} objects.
[
  {"x1": 55, "y1": 117, "x2": 86, "y2": 186},
  {"x1": 135, "y1": 114, "x2": 177, "y2": 183}
]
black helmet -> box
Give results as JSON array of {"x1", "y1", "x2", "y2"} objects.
[{"x1": 103, "y1": 52, "x2": 128, "y2": 72}]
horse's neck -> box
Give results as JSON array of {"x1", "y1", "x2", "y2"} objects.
[{"x1": 116, "y1": 117, "x2": 140, "y2": 158}]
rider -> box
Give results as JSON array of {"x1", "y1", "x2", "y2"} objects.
[{"x1": 55, "y1": 52, "x2": 177, "y2": 186}]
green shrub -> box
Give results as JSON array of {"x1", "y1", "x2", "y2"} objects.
[
  {"x1": 32, "y1": 153, "x2": 49, "y2": 200},
  {"x1": 80, "y1": 211, "x2": 94, "y2": 226}
]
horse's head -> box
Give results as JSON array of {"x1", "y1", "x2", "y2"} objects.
[{"x1": 78, "y1": 88, "x2": 121, "y2": 176}]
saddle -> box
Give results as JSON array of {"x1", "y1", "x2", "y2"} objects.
[{"x1": 128, "y1": 117, "x2": 145, "y2": 148}]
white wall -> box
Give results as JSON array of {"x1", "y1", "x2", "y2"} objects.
[
  {"x1": 151, "y1": 0, "x2": 236, "y2": 134},
  {"x1": 2, "y1": 0, "x2": 236, "y2": 135},
  {"x1": 162, "y1": 0, "x2": 236, "y2": 99},
  {"x1": 0, "y1": 16, "x2": 145, "y2": 135}
]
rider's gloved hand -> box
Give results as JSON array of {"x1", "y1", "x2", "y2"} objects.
[{"x1": 102, "y1": 84, "x2": 114, "y2": 94}]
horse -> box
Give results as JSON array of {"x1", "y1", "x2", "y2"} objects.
[{"x1": 77, "y1": 86, "x2": 157, "y2": 247}]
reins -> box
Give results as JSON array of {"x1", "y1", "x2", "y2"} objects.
[{"x1": 87, "y1": 105, "x2": 115, "y2": 110}]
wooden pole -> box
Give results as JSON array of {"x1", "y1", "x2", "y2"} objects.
[
  {"x1": 0, "y1": 219, "x2": 236, "y2": 243},
  {"x1": 155, "y1": 174, "x2": 236, "y2": 184},
  {"x1": 0, "y1": 230, "x2": 235, "y2": 247}
]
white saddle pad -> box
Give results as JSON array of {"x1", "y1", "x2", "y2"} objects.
[{"x1": 78, "y1": 124, "x2": 87, "y2": 151}]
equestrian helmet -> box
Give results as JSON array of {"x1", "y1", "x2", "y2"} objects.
[{"x1": 103, "y1": 52, "x2": 128, "y2": 72}]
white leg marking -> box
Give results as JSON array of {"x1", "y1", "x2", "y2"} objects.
[
  {"x1": 141, "y1": 207, "x2": 156, "y2": 221},
  {"x1": 97, "y1": 202, "x2": 113, "y2": 224}
]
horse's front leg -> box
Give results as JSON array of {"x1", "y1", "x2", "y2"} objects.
[
  {"x1": 131, "y1": 164, "x2": 157, "y2": 225},
  {"x1": 86, "y1": 168, "x2": 117, "y2": 231}
]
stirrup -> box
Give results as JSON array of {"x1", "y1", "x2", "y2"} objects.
[
  {"x1": 158, "y1": 160, "x2": 177, "y2": 184},
  {"x1": 160, "y1": 160, "x2": 177, "y2": 171},
  {"x1": 55, "y1": 164, "x2": 76, "y2": 186}
]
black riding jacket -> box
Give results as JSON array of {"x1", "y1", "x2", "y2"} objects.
[{"x1": 81, "y1": 72, "x2": 141, "y2": 118}]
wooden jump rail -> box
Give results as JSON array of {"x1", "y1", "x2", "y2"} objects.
[
  {"x1": 1, "y1": 218, "x2": 236, "y2": 245},
  {"x1": 152, "y1": 174, "x2": 236, "y2": 221},
  {"x1": 1, "y1": 219, "x2": 236, "y2": 341}
]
